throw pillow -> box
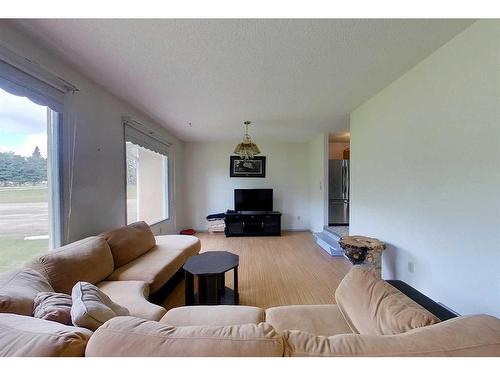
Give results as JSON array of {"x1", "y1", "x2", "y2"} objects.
[
  {"x1": 0, "y1": 268, "x2": 54, "y2": 316},
  {"x1": 33, "y1": 291, "x2": 73, "y2": 325},
  {"x1": 71, "y1": 281, "x2": 129, "y2": 331}
]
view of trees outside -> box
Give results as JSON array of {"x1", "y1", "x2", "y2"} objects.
[
  {"x1": 0, "y1": 88, "x2": 49, "y2": 273},
  {"x1": 0, "y1": 147, "x2": 47, "y2": 186}
]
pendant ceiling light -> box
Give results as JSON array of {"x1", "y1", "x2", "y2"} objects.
[{"x1": 233, "y1": 121, "x2": 261, "y2": 159}]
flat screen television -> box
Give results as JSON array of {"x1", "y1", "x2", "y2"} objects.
[{"x1": 234, "y1": 189, "x2": 273, "y2": 212}]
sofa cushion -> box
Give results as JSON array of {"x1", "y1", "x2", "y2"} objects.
[
  {"x1": 265, "y1": 304, "x2": 353, "y2": 336},
  {"x1": 85, "y1": 316, "x2": 284, "y2": 357},
  {"x1": 33, "y1": 292, "x2": 73, "y2": 325},
  {"x1": 101, "y1": 221, "x2": 156, "y2": 268},
  {"x1": 25, "y1": 236, "x2": 114, "y2": 294},
  {"x1": 0, "y1": 268, "x2": 53, "y2": 316},
  {"x1": 71, "y1": 281, "x2": 129, "y2": 331},
  {"x1": 97, "y1": 280, "x2": 166, "y2": 321},
  {"x1": 335, "y1": 266, "x2": 440, "y2": 334},
  {"x1": 161, "y1": 305, "x2": 264, "y2": 326},
  {"x1": 283, "y1": 314, "x2": 500, "y2": 357},
  {"x1": 0, "y1": 313, "x2": 92, "y2": 357},
  {"x1": 106, "y1": 234, "x2": 200, "y2": 294}
]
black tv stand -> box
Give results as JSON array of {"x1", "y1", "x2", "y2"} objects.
[{"x1": 225, "y1": 211, "x2": 281, "y2": 237}]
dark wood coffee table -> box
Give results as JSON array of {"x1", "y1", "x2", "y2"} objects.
[{"x1": 183, "y1": 251, "x2": 239, "y2": 305}]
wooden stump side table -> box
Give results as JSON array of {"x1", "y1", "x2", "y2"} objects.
[
  {"x1": 183, "y1": 251, "x2": 239, "y2": 305},
  {"x1": 339, "y1": 235, "x2": 386, "y2": 276}
]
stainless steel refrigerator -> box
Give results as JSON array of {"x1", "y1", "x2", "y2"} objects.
[{"x1": 328, "y1": 160, "x2": 349, "y2": 225}]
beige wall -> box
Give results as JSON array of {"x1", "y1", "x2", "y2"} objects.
[{"x1": 350, "y1": 20, "x2": 500, "y2": 316}]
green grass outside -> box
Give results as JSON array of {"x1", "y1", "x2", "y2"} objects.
[
  {"x1": 0, "y1": 186, "x2": 135, "y2": 203},
  {"x1": 127, "y1": 185, "x2": 137, "y2": 199},
  {"x1": 0, "y1": 185, "x2": 137, "y2": 274},
  {"x1": 0, "y1": 186, "x2": 49, "y2": 274},
  {"x1": 0, "y1": 238, "x2": 48, "y2": 274},
  {"x1": 0, "y1": 187, "x2": 48, "y2": 203}
]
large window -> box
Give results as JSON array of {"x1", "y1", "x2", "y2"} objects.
[
  {"x1": 125, "y1": 124, "x2": 169, "y2": 225},
  {"x1": 0, "y1": 88, "x2": 60, "y2": 273}
]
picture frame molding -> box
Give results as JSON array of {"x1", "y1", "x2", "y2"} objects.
[{"x1": 229, "y1": 155, "x2": 266, "y2": 178}]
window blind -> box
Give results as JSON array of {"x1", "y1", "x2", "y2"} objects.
[
  {"x1": 0, "y1": 44, "x2": 77, "y2": 112},
  {"x1": 123, "y1": 118, "x2": 170, "y2": 157}
]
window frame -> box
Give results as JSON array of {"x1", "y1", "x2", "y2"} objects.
[
  {"x1": 123, "y1": 123, "x2": 171, "y2": 226},
  {"x1": 0, "y1": 44, "x2": 73, "y2": 251},
  {"x1": 47, "y1": 110, "x2": 63, "y2": 249},
  {"x1": 0, "y1": 89, "x2": 63, "y2": 259}
]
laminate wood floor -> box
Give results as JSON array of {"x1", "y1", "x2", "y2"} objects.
[{"x1": 162, "y1": 231, "x2": 352, "y2": 311}]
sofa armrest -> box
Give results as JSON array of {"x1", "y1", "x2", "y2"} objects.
[
  {"x1": 0, "y1": 313, "x2": 92, "y2": 357},
  {"x1": 386, "y1": 280, "x2": 458, "y2": 321},
  {"x1": 283, "y1": 314, "x2": 500, "y2": 357}
]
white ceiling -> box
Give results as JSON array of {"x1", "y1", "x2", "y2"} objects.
[{"x1": 14, "y1": 19, "x2": 473, "y2": 142}]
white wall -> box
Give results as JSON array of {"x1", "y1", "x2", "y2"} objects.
[
  {"x1": 183, "y1": 141, "x2": 310, "y2": 231},
  {"x1": 0, "y1": 22, "x2": 185, "y2": 242},
  {"x1": 308, "y1": 134, "x2": 328, "y2": 233},
  {"x1": 350, "y1": 20, "x2": 500, "y2": 316}
]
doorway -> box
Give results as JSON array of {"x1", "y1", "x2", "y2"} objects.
[{"x1": 327, "y1": 132, "x2": 350, "y2": 237}]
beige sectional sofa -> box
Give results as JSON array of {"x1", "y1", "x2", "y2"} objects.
[
  {"x1": 1, "y1": 234, "x2": 499, "y2": 356},
  {"x1": 0, "y1": 221, "x2": 201, "y2": 356},
  {"x1": 84, "y1": 266, "x2": 500, "y2": 357}
]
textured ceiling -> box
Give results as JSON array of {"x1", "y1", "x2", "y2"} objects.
[{"x1": 13, "y1": 19, "x2": 473, "y2": 142}]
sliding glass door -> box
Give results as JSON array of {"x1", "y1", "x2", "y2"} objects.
[{"x1": 0, "y1": 87, "x2": 61, "y2": 273}]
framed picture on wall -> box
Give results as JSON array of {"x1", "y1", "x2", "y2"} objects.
[{"x1": 230, "y1": 156, "x2": 266, "y2": 178}]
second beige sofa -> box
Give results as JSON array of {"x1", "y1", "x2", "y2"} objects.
[
  {"x1": 1, "y1": 265, "x2": 499, "y2": 356},
  {"x1": 84, "y1": 267, "x2": 500, "y2": 357}
]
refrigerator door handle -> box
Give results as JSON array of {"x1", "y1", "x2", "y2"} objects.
[
  {"x1": 345, "y1": 161, "x2": 349, "y2": 200},
  {"x1": 340, "y1": 162, "x2": 344, "y2": 199},
  {"x1": 341, "y1": 161, "x2": 346, "y2": 199}
]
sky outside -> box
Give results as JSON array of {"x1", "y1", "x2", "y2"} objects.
[{"x1": 0, "y1": 87, "x2": 48, "y2": 158}]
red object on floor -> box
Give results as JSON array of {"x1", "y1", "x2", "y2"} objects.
[{"x1": 180, "y1": 229, "x2": 196, "y2": 235}]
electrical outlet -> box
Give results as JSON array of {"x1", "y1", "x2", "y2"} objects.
[{"x1": 408, "y1": 261, "x2": 414, "y2": 273}]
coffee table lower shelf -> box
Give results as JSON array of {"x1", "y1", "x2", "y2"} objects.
[{"x1": 189, "y1": 287, "x2": 239, "y2": 306}]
